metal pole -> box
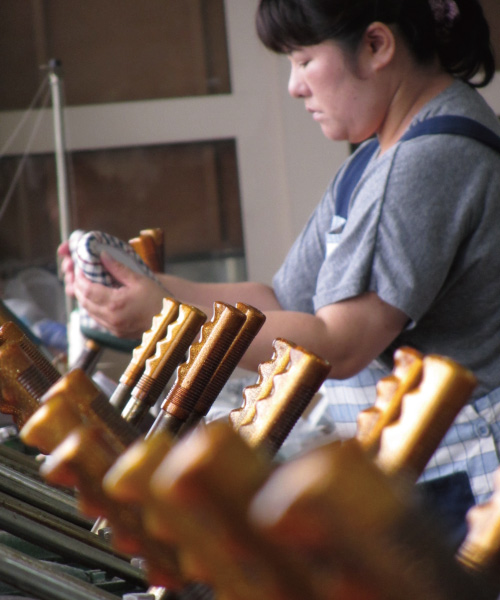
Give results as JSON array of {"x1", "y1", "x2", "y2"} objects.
[
  {"x1": 48, "y1": 58, "x2": 74, "y2": 323},
  {"x1": 0, "y1": 503, "x2": 147, "y2": 587},
  {"x1": 48, "y1": 59, "x2": 71, "y2": 244},
  {"x1": 0, "y1": 543, "x2": 127, "y2": 600}
]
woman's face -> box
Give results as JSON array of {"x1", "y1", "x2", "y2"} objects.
[{"x1": 287, "y1": 40, "x2": 386, "y2": 144}]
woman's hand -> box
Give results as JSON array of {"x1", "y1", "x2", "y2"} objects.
[
  {"x1": 73, "y1": 250, "x2": 166, "y2": 339},
  {"x1": 57, "y1": 241, "x2": 76, "y2": 297}
]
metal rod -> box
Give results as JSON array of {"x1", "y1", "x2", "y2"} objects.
[
  {"x1": 0, "y1": 488, "x2": 128, "y2": 560},
  {"x1": 48, "y1": 59, "x2": 71, "y2": 245},
  {"x1": 0, "y1": 543, "x2": 128, "y2": 600},
  {"x1": 0, "y1": 504, "x2": 147, "y2": 587},
  {"x1": 0, "y1": 463, "x2": 92, "y2": 529},
  {"x1": 48, "y1": 58, "x2": 73, "y2": 322}
]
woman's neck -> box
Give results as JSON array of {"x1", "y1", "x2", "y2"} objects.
[{"x1": 377, "y1": 67, "x2": 455, "y2": 153}]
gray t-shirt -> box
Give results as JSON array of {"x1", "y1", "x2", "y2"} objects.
[{"x1": 273, "y1": 80, "x2": 500, "y2": 398}]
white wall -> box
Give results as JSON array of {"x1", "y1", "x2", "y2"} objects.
[{"x1": 480, "y1": 72, "x2": 500, "y2": 111}]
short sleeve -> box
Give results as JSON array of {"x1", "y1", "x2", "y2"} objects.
[
  {"x1": 272, "y1": 179, "x2": 337, "y2": 314},
  {"x1": 313, "y1": 136, "x2": 481, "y2": 322}
]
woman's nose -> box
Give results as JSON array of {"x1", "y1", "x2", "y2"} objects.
[{"x1": 288, "y1": 66, "x2": 308, "y2": 98}]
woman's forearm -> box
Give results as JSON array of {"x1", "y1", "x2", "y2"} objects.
[{"x1": 157, "y1": 273, "x2": 283, "y2": 312}]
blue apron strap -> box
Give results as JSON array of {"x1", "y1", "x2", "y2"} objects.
[
  {"x1": 401, "y1": 115, "x2": 500, "y2": 152},
  {"x1": 335, "y1": 139, "x2": 379, "y2": 219},
  {"x1": 335, "y1": 115, "x2": 500, "y2": 220}
]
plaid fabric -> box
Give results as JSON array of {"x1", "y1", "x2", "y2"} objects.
[
  {"x1": 318, "y1": 365, "x2": 500, "y2": 505},
  {"x1": 69, "y1": 229, "x2": 159, "y2": 331}
]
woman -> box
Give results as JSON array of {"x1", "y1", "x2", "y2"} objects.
[{"x1": 60, "y1": 0, "x2": 500, "y2": 535}]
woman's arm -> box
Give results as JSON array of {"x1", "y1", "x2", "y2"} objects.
[
  {"x1": 71, "y1": 250, "x2": 407, "y2": 378},
  {"x1": 71, "y1": 250, "x2": 282, "y2": 339},
  {"x1": 239, "y1": 291, "x2": 408, "y2": 377},
  {"x1": 156, "y1": 272, "x2": 284, "y2": 312}
]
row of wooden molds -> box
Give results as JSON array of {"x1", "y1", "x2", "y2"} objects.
[
  {"x1": 0, "y1": 297, "x2": 328, "y2": 598},
  {"x1": 3, "y1": 302, "x2": 500, "y2": 600}
]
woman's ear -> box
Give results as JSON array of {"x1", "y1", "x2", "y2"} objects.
[{"x1": 363, "y1": 22, "x2": 396, "y2": 72}]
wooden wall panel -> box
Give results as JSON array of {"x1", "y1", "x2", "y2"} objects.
[
  {"x1": 0, "y1": 154, "x2": 60, "y2": 271},
  {"x1": 0, "y1": 0, "x2": 230, "y2": 109},
  {"x1": 0, "y1": 3, "x2": 43, "y2": 111},
  {"x1": 0, "y1": 140, "x2": 243, "y2": 272}
]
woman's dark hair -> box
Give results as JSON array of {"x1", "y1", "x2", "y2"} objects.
[{"x1": 256, "y1": 0, "x2": 495, "y2": 87}]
